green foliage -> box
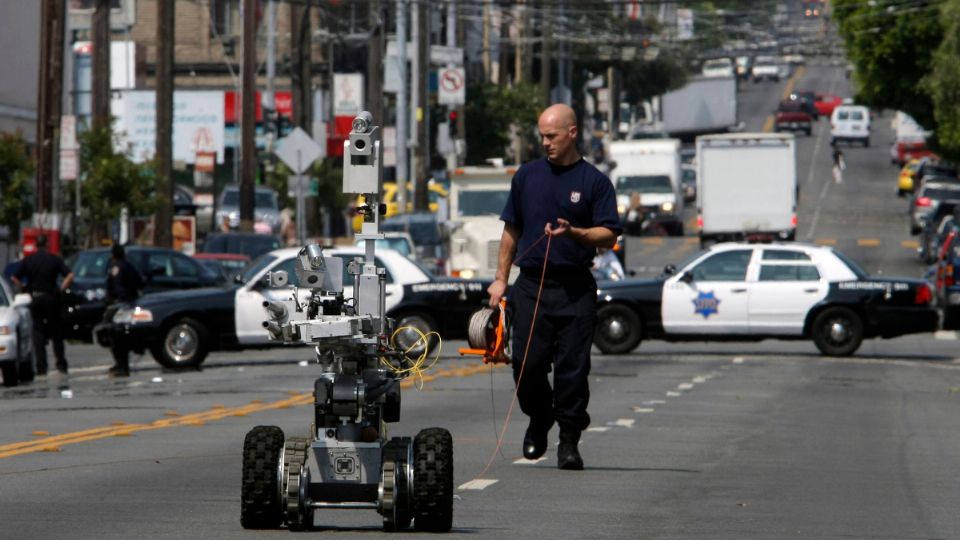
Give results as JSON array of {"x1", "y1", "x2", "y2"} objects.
[
  {"x1": 833, "y1": 0, "x2": 943, "y2": 130},
  {"x1": 264, "y1": 158, "x2": 346, "y2": 215},
  {"x1": 77, "y1": 126, "x2": 157, "y2": 241},
  {"x1": 925, "y1": 0, "x2": 960, "y2": 161},
  {"x1": 464, "y1": 81, "x2": 545, "y2": 165},
  {"x1": 621, "y1": 50, "x2": 691, "y2": 106},
  {"x1": 0, "y1": 132, "x2": 34, "y2": 238}
]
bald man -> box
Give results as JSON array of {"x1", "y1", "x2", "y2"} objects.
[{"x1": 488, "y1": 103, "x2": 622, "y2": 470}]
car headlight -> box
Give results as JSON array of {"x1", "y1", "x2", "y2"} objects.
[
  {"x1": 459, "y1": 269, "x2": 476, "y2": 279},
  {"x1": 113, "y1": 307, "x2": 154, "y2": 324},
  {"x1": 617, "y1": 204, "x2": 627, "y2": 215},
  {"x1": 0, "y1": 325, "x2": 11, "y2": 336},
  {"x1": 661, "y1": 202, "x2": 675, "y2": 213},
  {"x1": 84, "y1": 288, "x2": 107, "y2": 301}
]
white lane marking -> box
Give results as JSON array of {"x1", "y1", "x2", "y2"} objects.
[
  {"x1": 459, "y1": 479, "x2": 498, "y2": 490},
  {"x1": 733, "y1": 357, "x2": 744, "y2": 364},
  {"x1": 513, "y1": 457, "x2": 546, "y2": 465},
  {"x1": 607, "y1": 418, "x2": 635, "y2": 428},
  {"x1": 677, "y1": 383, "x2": 694, "y2": 391},
  {"x1": 934, "y1": 331, "x2": 958, "y2": 340},
  {"x1": 642, "y1": 400, "x2": 666, "y2": 405},
  {"x1": 587, "y1": 426, "x2": 610, "y2": 432},
  {"x1": 692, "y1": 376, "x2": 707, "y2": 384},
  {"x1": 632, "y1": 407, "x2": 655, "y2": 413},
  {"x1": 666, "y1": 391, "x2": 681, "y2": 397},
  {"x1": 68, "y1": 364, "x2": 114, "y2": 373}
]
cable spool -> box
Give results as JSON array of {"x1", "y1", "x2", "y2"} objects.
[{"x1": 459, "y1": 300, "x2": 511, "y2": 364}]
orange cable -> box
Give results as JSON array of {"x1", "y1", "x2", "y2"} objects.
[{"x1": 474, "y1": 233, "x2": 552, "y2": 480}]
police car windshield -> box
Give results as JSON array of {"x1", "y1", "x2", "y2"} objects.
[
  {"x1": 354, "y1": 237, "x2": 412, "y2": 257},
  {"x1": 616, "y1": 175, "x2": 673, "y2": 194},
  {"x1": 458, "y1": 190, "x2": 510, "y2": 217},
  {"x1": 240, "y1": 253, "x2": 277, "y2": 284},
  {"x1": 831, "y1": 249, "x2": 869, "y2": 279}
]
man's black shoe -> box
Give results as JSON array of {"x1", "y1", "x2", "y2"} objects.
[
  {"x1": 56, "y1": 366, "x2": 68, "y2": 375},
  {"x1": 108, "y1": 366, "x2": 130, "y2": 377},
  {"x1": 522, "y1": 426, "x2": 549, "y2": 460},
  {"x1": 557, "y1": 442, "x2": 584, "y2": 470}
]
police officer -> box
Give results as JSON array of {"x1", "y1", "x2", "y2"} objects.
[
  {"x1": 12, "y1": 235, "x2": 74, "y2": 375},
  {"x1": 488, "y1": 104, "x2": 621, "y2": 470},
  {"x1": 104, "y1": 244, "x2": 142, "y2": 377}
]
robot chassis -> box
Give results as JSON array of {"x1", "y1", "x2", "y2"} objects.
[{"x1": 240, "y1": 112, "x2": 453, "y2": 532}]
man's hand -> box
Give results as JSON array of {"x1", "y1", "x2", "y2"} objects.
[
  {"x1": 545, "y1": 218, "x2": 572, "y2": 238},
  {"x1": 487, "y1": 279, "x2": 508, "y2": 308}
]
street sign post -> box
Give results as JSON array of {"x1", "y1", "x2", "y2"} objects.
[
  {"x1": 438, "y1": 67, "x2": 466, "y2": 105},
  {"x1": 275, "y1": 127, "x2": 325, "y2": 243}
]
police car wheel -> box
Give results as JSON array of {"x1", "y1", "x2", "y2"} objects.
[
  {"x1": 151, "y1": 317, "x2": 209, "y2": 370},
  {"x1": 594, "y1": 304, "x2": 642, "y2": 355},
  {"x1": 812, "y1": 307, "x2": 863, "y2": 356},
  {"x1": 394, "y1": 313, "x2": 437, "y2": 358}
]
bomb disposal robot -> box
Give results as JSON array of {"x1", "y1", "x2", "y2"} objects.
[{"x1": 240, "y1": 112, "x2": 454, "y2": 532}]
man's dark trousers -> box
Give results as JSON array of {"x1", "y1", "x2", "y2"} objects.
[
  {"x1": 510, "y1": 268, "x2": 596, "y2": 435},
  {"x1": 30, "y1": 292, "x2": 66, "y2": 373}
]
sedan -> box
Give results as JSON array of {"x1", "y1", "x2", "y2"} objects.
[
  {"x1": 95, "y1": 247, "x2": 491, "y2": 370},
  {"x1": 0, "y1": 276, "x2": 34, "y2": 387},
  {"x1": 593, "y1": 242, "x2": 937, "y2": 357},
  {"x1": 814, "y1": 93, "x2": 843, "y2": 117},
  {"x1": 63, "y1": 246, "x2": 225, "y2": 341}
]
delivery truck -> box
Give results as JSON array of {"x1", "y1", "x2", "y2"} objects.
[
  {"x1": 628, "y1": 76, "x2": 739, "y2": 139},
  {"x1": 696, "y1": 133, "x2": 797, "y2": 247},
  {"x1": 608, "y1": 139, "x2": 684, "y2": 236}
]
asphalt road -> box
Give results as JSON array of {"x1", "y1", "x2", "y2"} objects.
[{"x1": 3, "y1": 63, "x2": 960, "y2": 540}]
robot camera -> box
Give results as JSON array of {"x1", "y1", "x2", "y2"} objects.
[
  {"x1": 266, "y1": 270, "x2": 289, "y2": 288},
  {"x1": 351, "y1": 111, "x2": 375, "y2": 134}
]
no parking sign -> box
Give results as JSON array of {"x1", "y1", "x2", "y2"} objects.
[{"x1": 438, "y1": 67, "x2": 465, "y2": 106}]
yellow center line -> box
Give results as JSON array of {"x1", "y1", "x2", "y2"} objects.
[
  {"x1": 857, "y1": 238, "x2": 881, "y2": 247},
  {"x1": 901, "y1": 240, "x2": 919, "y2": 249},
  {"x1": 0, "y1": 361, "x2": 500, "y2": 460},
  {"x1": 762, "y1": 116, "x2": 775, "y2": 133}
]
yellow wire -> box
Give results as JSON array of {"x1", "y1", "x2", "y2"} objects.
[{"x1": 382, "y1": 325, "x2": 443, "y2": 390}]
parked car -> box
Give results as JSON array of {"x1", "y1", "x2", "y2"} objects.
[
  {"x1": 381, "y1": 212, "x2": 447, "y2": 276},
  {"x1": 201, "y1": 232, "x2": 282, "y2": 260},
  {"x1": 592, "y1": 242, "x2": 937, "y2": 357},
  {"x1": 214, "y1": 185, "x2": 281, "y2": 233},
  {"x1": 0, "y1": 276, "x2": 34, "y2": 387},
  {"x1": 918, "y1": 209, "x2": 958, "y2": 264},
  {"x1": 909, "y1": 182, "x2": 960, "y2": 235},
  {"x1": 931, "y1": 225, "x2": 960, "y2": 329},
  {"x1": 774, "y1": 100, "x2": 813, "y2": 135},
  {"x1": 680, "y1": 163, "x2": 697, "y2": 203},
  {"x1": 751, "y1": 55, "x2": 780, "y2": 82},
  {"x1": 830, "y1": 104, "x2": 871, "y2": 146},
  {"x1": 789, "y1": 90, "x2": 819, "y2": 120},
  {"x1": 94, "y1": 247, "x2": 491, "y2": 370},
  {"x1": 193, "y1": 252, "x2": 251, "y2": 282},
  {"x1": 701, "y1": 57, "x2": 735, "y2": 78},
  {"x1": 911, "y1": 158, "x2": 958, "y2": 190},
  {"x1": 63, "y1": 246, "x2": 225, "y2": 341},
  {"x1": 897, "y1": 159, "x2": 922, "y2": 196}
]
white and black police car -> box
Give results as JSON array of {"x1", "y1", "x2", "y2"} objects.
[
  {"x1": 96, "y1": 247, "x2": 491, "y2": 370},
  {"x1": 594, "y1": 242, "x2": 938, "y2": 356}
]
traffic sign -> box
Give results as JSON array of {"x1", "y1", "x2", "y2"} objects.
[
  {"x1": 275, "y1": 127, "x2": 324, "y2": 174},
  {"x1": 438, "y1": 67, "x2": 465, "y2": 106}
]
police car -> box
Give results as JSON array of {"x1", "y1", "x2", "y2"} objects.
[
  {"x1": 96, "y1": 247, "x2": 491, "y2": 370},
  {"x1": 594, "y1": 242, "x2": 938, "y2": 356}
]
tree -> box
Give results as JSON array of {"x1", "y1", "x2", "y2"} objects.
[
  {"x1": 833, "y1": 0, "x2": 944, "y2": 131},
  {"x1": 464, "y1": 81, "x2": 545, "y2": 165},
  {"x1": 924, "y1": 0, "x2": 960, "y2": 161},
  {"x1": 77, "y1": 125, "x2": 157, "y2": 246},
  {"x1": 0, "y1": 132, "x2": 34, "y2": 245}
]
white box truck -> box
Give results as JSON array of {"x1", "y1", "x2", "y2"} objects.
[
  {"x1": 446, "y1": 165, "x2": 516, "y2": 279},
  {"x1": 696, "y1": 133, "x2": 797, "y2": 247},
  {"x1": 628, "y1": 76, "x2": 739, "y2": 138},
  {"x1": 608, "y1": 139, "x2": 684, "y2": 236}
]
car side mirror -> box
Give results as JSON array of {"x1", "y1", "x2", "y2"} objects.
[
  {"x1": 663, "y1": 264, "x2": 677, "y2": 276},
  {"x1": 680, "y1": 271, "x2": 694, "y2": 284}
]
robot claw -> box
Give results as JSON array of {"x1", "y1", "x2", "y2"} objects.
[{"x1": 239, "y1": 112, "x2": 454, "y2": 532}]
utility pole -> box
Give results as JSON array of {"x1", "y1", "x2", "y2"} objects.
[
  {"x1": 154, "y1": 0, "x2": 174, "y2": 247},
  {"x1": 395, "y1": 0, "x2": 409, "y2": 215},
  {"x1": 264, "y1": 0, "x2": 276, "y2": 134},
  {"x1": 91, "y1": 0, "x2": 111, "y2": 130},
  {"x1": 482, "y1": 1, "x2": 491, "y2": 83},
  {"x1": 540, "y1": 0, "x2": 551, "y2": 104},
  {"x1": 366, "y1": 0, "x2": 384, "y2": 129},
  {"x1": 36, "y1": 0, "x2": 65, "y2": 220},
  {"x1": 413, "y1": 0, "x2": 429, "y2": 212},
  {"x1": 291, "y1": 2, "x2": 311, "y2": 133},
  {"x1": 408, "y1": 0, "x2": 420, "y2": 214},
  {"x1": 240, "y1": 0, "x2": 256, "y2": 232}
]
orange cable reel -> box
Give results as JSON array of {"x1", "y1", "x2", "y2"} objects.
[{"x1": 459, "y1": 298, "x2": 512, "y2": 365}]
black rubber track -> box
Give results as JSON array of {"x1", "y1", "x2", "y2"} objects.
[
  {"x1": 240, "y1": 425, "x2": 285, "y2": 529},
  {"x1": 412, "y1": 427, "x2": 454, "y2": 532}
]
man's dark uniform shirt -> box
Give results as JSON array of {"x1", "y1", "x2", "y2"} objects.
[
  {"x1": 14, "y1": 251, "x2": 70, "y2": 295},
  {"x1": 499, "y1": 157, "x2": 621, "y2": 446},
  {"x1": 107, "y1": 258, "x2": 142, "y2": 304}
]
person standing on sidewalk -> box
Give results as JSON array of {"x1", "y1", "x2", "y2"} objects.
[
  {"x1": 488, "y1": 103, "x2": 621, "y2": 470},
  {"x1": 12, "y1": 235, "x2": 74, "y2": 375},
  {"x1": 104, "y1": 244, "x2": 143, "y2": 377}
]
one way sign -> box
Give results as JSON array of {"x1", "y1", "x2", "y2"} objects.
[{"x1": 438, "y1": 67, "x2": 465, "y2": 106}]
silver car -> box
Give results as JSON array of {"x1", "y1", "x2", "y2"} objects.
[
  {"x1": 214, "y1": 185, "x2": 281, "y2": 233},
  {"x1": 910, "y1": 181, "x2": 960, "y2": 235},
  {"x1": 0, "y1": 276, "x2": 33, "y2": 387}
]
